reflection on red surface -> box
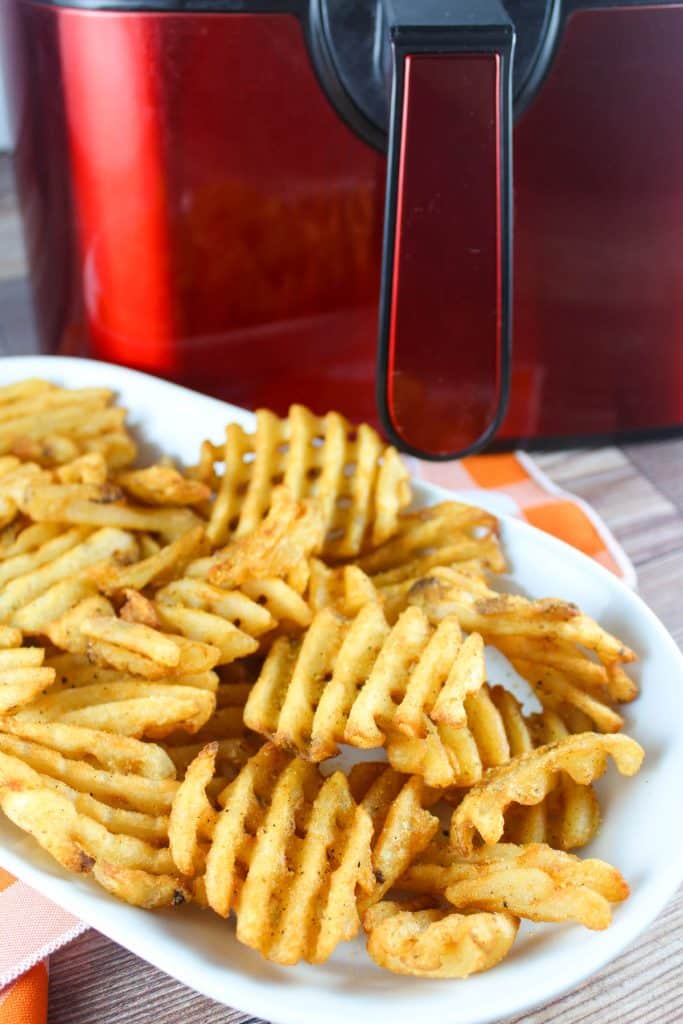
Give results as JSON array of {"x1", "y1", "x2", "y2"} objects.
[
  {"x1": 58, "y1": 15, "x2": 175, "y2": 372},
  {"x1": 385, "y1": 54, "x2": 503, "y2": 455},
  {"x1": 5, "y1": 3, "x2": 683, "y2": 446}
]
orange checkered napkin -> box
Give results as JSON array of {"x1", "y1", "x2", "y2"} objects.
[
  {"x1": 0, "y1": 867, "x2": 86, "y2": 1024},
  {"x1": 410, "y1": 451, "x2": 635, "y2": 585},
  {"x1": 0, "y1": 450, "x2": 634, "y2": 1024}
]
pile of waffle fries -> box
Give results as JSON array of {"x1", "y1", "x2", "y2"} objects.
[{"x1": 0, "y1": 378, "x2": 643, "y2": 977}]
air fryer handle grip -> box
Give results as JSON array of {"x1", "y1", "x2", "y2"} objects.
[{"x1": 377, "y1": 0, "x2": 514, "y2": 459}]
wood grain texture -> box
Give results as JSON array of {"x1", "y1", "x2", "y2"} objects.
[{"x1": 0, "y1": 156, "x2": 680, "y2": 1024}]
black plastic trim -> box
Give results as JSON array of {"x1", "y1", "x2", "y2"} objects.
[
  {"x1": 486, "y1": 422, "x2": 683, "y2": 453},
  {"x1": 375, "y1": 0, "x2": 514, "y2": 460}
]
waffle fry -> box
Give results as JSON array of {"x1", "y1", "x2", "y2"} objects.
[
  {"x1": 0, "y1": 636, "x2": 55, "y2": 714},
  {"x1": 14, "y1": 677, "x2": 216, "y2": 739},
  {"x1": 442, "y1": 843, "x2": 628, "y2": 930},
  {"x1": 154, "y1": 579, "x2": 273, "y2": 664},
  {"x1": 186, "y1": 558, "x2": 314, "y2": 629},
  {"x1": 207, "y1": 487, "x2": 324, "y2": 588},
  {"x1": 244, "y1": 604, "x2": 489, "y2": 773},
  {"x1": 507, "y1": 657, "x2": 624, "y2": 733},
  {"x1": 0, "y1": 719, "x2": 185, "y2": 907},
  {"x1": 306, "y1": 559, "x2": 377, "y2": 617},
  {"x1": 20, "y1": 482, "x2": 201, "y2": 541},
  {"x1": 117, "y1": 465, "x2": 211, "y2": 506},
  {"x1": 0, "y1": 527, "x2": 137, "y2": 628},
  {"x1": 162, "y1": 672, "x2": 262, "y2": 787},
  {"x1": 348, "y1": 763, "x2": 440, "y2": 909},
  {"x1": 90, "y1": 525, "x2": 206, "y2": 593},
  {"x1": 363, "y1": 900, "x2": 519, "y2": 978},
  {"x1": 519, "y1": 706, "x2": 601, "y2": 850},
  {"x1": 356, "y1": 501, "x2": 506, "y2": 585},
  {"x1": 169, "y1": 742, "x2": 373, "y2": 964},
  {"x1": 202, "y1": 404, "x2": 411, "y2": 556},
  {"x1": 451, "y1": 733, "x2": 644, "y2": 855},
  {"x1": 0, "y1": 380, "x2": 137, "y2": 469},
  {"x1": 407, "y1": 567, "x2": 636, "y2": 666}
]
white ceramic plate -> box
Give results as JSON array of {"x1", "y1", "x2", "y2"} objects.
[{"x1": 1, "y1": 355, "x2": 682, "y2": 1024}]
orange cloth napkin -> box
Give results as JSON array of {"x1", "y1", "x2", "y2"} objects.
[{"x1": 0, "y1": 452, "x2": 635, "y2": 1024}]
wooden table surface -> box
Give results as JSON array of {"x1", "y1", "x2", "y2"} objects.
[{"x1": 0, "y1": 155, "x2": 681, "y2": 1024}]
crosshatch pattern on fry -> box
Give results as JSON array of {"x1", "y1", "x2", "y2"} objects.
[{"x1": 0, "y1": 378, "x2": 644, "y2": 979}]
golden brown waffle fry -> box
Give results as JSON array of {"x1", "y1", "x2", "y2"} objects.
[
  {"x1": 20, "y1": 482, "x2": 201, "y2": 542},
  {"x1": 153, "y1": 578, "x2": 274, "y2": 664},
  {"x1": 508, "y1": 657, "x2": 624, "y2": 733},
  {"x1": 54, "y1": 452, "x2": 109, "y2": 485},
  {"x1": 244, "y1": 604, "x2": 489, "y2": 774},
  {"x1": 0, "y1": 380, "x2": 137, "y2": 469},
  {"x1": 348, "y1": 763, "x2": 439, "y2": 909},
  {"x1": 162, "y1": 675, "x2": 262, "y2": 786},
  {"x1": 0, "y1": 637, "x2": 55, "y2": 714},
  {"x1": 0, "y1": 526, "x2": 137, "y2": 629},
  {"x1": 14, "y1": 676, "x2": 216, "y2": 739},
  {"x1": 493, "y1": 635, "x2": 638, "y2": 704},
  {"x1": 186, "y1": 556, "x2": 314, "y2": 630},
  {"x1": 169, "y1": 742, "x2": 373, "y2": 964},
  {"x1": 202, "y1": 404, "x2": 410, "y2": 556},
  {"x1": 0, "y1": 733, "x2": 186, "y2": 907},
  {"x1": 441, "y1": 843, "x2": 628, "y2": 930},
  {"x1": 356, "y1": 501, "x2": 506, "y2": 584},
  {"x1": 407, "y1": 567, "x2": 636, "y2": 666},
  {"x1": 208, "y1": 487, "x2": 324, "y2": 588},
  {"x1": 306, "y1": 559, "x2": 377, "y2": 617},
  {"x1": 518, "y1": 705, "x2": 601, "y2": 850},
  {"x1": 90, "y1": 525, "x2": 206, "y2": 593},
  {"x1": 387, "y1": 681, "x2": 511, "y2": 788},
  {"x1": 116, "y1": 465, "x2": 211, "y2": 506},
  {"x1": 37, "y1": 588, "x2": 222, "y2": 680},
  {"x1": 363, "y1": 900, "x2": 519, "y2": 978},
  {"x1": 0, "y1": 457, "x2": 52, "y2": 527},
  {"x1": 450, "y1": 732, "x2": 643, "y2": 855}
]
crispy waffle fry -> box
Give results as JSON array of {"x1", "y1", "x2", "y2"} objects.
[
  {"x1": 363, "y1": 900, "x2": 519, "y2": 978},
  {"x1": 356, "y1": 501, "x2": 506, "y2": 584},
  {"x1": 162, "y1": 672, "x2": 262, "y2": 787},
  {"x1": 0, "y1": 526, "x2": 137, "y2": 628},
  {"x1": 442, "y1": 843, "x2": 628, "y2": 930},
  {"x1": 508, "y1": 657, "x2": 624, "y2": 733},
  {"x1": 0, "y1": 380, "x2": 137, "y2": 468},
  {"x1": 519, "y1": 706, "x2": 601, "y2": 850},
  {"x1": 90, "y1": 525, "x2": 206, "y2": 593},
  {"x1": 407, "y1": 567, "x2": 636, "y2": 666},
  {"x1": 0, "y1": 638, "x2": 55, "y2": 713},
  {"x1": 21, "y1": 482, "x2": 201, "y2": 542},
  {"x1": 14, "y1": 676, "x2": 216, "y2": 739},
  {"x1": 306, "y1": 559, "x2": 377, "y2": 617},
  {"x1": 0, "y1": 721, "x2": 186, "y2": 907},
  {"x1": 169, "y1": 742, "x2": 373, "y2": 964},
  {"x1": 450, "y1": 733, "x2": 643, "y2": 855},
  {"x1": 55, "y1": 452, "x2": 108, "y2": 485},
  {"x1": 153, "y1": 579, "x2": 272, "y2": 664},
  {"x1": 208, "y1": 487, "x2": 324, "y2": 588},
  {"x1": 186, "y1": 556, "x2": 314, "y2": 630},
  {"x1": 244, "y1": 604, "x2": 490, "y2": 774},
  {"x1": 117, "y1": 465, "x2": 211, "y2": 506},
  {"x1": 202, "y1": 404, "x2": 410, "y2": 556},
  {"x1": 348, "y1": 763, "x2": 439, "y2": 909}
]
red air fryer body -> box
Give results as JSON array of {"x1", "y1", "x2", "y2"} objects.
[{"x1": 3, "y1": 0, "x2": 683, "y2": 453}]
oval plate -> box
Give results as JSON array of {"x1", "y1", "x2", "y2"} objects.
[{"x1": 0, "y1": 356, "x2": 681, "y2": 1024}]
